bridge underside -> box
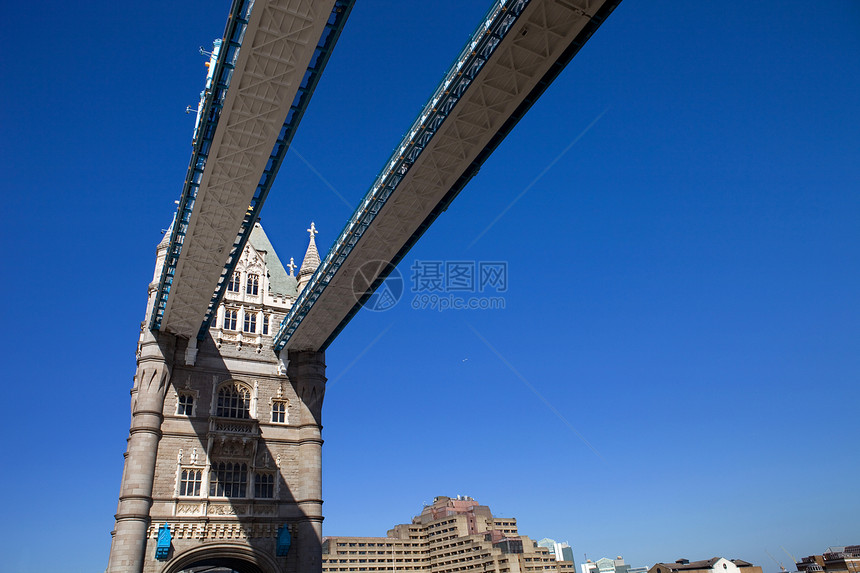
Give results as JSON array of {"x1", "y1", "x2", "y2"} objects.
[
  {"x1": 276, "y1": 0, "x2": 620, "y2": 352},
  {"x1": 155, "y1": 0, "x2": 349, "y2": 340}
]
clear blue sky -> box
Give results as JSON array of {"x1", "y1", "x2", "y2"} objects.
[{"x1": 1, "y1": 1, "x2": 858, "y2": 572}]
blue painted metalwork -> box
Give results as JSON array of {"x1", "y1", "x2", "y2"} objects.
[
  {"x1": 150, "y1": 0, "x2": 254, "y2": 332},
  {"x1": 272, "y1": 0, "x2": 532, "y2": 352},
  {"x1": 196, "y1": 0, "x2": 355, "y2": 340},
  {"x1": 276, "y1": 525, "x2": 292, "y2": 556},
  {"x1": 155, "y1": 524, "x2": 171, "y2": 560}
]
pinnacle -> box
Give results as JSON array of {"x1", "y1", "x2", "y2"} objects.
[{"x1": 298, "y1": 221, "x2": 320, "y2": 278}]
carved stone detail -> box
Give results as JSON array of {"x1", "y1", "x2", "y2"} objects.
[
  {"x1": 176, "y1": 503, "x2": 202, "y2": 516},
  {"x1": 255, "y1": 504, "x2": 276, "y2": 515},
  {"x1": 208, "y1": 504, "x2": 248, "y2": 516}
]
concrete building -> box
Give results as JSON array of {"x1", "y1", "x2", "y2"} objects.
[
  {"x1": 322, "y1": 496, "x2": 577, "y2": 573},
  {"x1": 107, "y1": 222, "x2": 325, "y2": 573},
  {"x1": 797, "y1": 546, "x2": 860, "y2": 573},
  {"x1": 649, "y1": 558, "x2": 763, "y2": 573}
]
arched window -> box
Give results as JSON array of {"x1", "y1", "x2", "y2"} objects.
[
  {"x1": 227, "y1": 272, "x2": 241, "y2": 293},
  {"x1": 216, "y1": 382, "x2": 251, "y2": 419},
  {"x1": 223, "y1": 309, "x2": 238, "y2": 330},
  {"x1": 209, "y1": 461, "x2": 247, "y2": 497},
  {"x1": 177, "y1": 392, "x2": 194, "y2": 416},
  {"x1": 243, "y1": 311, "x2": 257, "y2": 333},
  {"x1": 246, "y1": 273, "x2": 259, "y2": 295},
  {"x1": 255, "y1": 472, "x2": 274, "y2": 498}
]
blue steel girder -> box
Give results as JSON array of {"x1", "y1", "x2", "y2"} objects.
[{"x1": 273, "y1": 0, "x2": 622, "y2": 353}]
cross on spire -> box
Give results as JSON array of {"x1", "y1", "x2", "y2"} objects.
[
  {"x1": 287, "y1": 257, "x2": 297, "y2": 276},
  {"x1": 297, "y1": 220, "x2": 321, "y2": 287}
]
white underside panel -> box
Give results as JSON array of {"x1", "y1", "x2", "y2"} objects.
[{"x1": 161, "y1": 0, "x2": 338, "y2": 339}]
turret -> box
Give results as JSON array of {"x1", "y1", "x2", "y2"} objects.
[
  {"x1": 297, "y1": 221, "x2": 320, "y2": 294},
  {"x1": 152, "y1": 214, "x2": 175, "y2": 288}
]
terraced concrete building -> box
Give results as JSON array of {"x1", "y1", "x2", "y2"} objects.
[{"x1": 322, "y1": 496, "x2": 577, "y2": 573}]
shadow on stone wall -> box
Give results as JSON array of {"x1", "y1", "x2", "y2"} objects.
[{"x1": 141, "y1": 332, "x2": 324, "y2": 573}]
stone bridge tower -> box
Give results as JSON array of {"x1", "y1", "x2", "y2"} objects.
[{"x1": 107, "y1": 222, "x2": 325, "y2": 573}]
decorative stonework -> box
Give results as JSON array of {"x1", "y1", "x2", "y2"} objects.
[
  {"x1": 147, "y1": 522, "x2": 289, "y2": 541},
  {"x1": 211, "y1": 437, "x2": 254, "y2": 459},
  {"x1": 212, "y1": 420, "x2": 256, "y2": 435},
  {"x1": 255, "y1": 504, "x2": 276, "y2": 515},
  {"x1": 176, "y1": 503, "x2": 203, "y2": 516},
  {"x1": 208, "y1": 503, "x2": 243, "y2": 516}
]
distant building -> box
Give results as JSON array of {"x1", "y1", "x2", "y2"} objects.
[
  {"x1": 322, "y1": 496, "x2": 577, "y2": 573},
  {"x1": 797, "y1": 546, "x2": 860, "y2": 573},
  {"x1": 539, "y1": 538, "x2": 575, "y2": 563},
  {"x1": 583, "y1": 556, "x2": 647, "y2": 573},
  {"x1": 649, "y1": 557, "x2": 763, "y2": 573}
]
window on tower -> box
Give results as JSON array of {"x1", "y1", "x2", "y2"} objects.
[
  {"x1": 255, "y1": 472, "x2": 274, "y2": 498},
  {"x1": 246, "y1": 273, "x2": 259, "y2": 295},
  {"x1": 209, "y1": 461, "x2": 247, "y2": 497},
  {"x1": 271, "y1": 400, "x2": 288, "y2": 424},
  {"x1": 224, "y1": 309, "x2": 238, "y2": 330},
  {"x1": 177, "y1": 393, "x2": 194, "y2": 416},
  {"x1": 216, "y1": 382, "x2": 251, "y2": 419},
  {"x1": 243, "y1": 311, "x2": 257, "y2": 333},
  {"x1": 179, "y1": 468, "x2": 202, "y2": 496},
  {"x1": 228, "y1": 272, "x2": 241, "y2": 293},
  {"x1": 262, "y1": 314, "x2": 270, "y2": 335}
]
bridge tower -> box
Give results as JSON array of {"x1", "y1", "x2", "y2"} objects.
[{"x1": 108, "y1": 222, "x2": 326, "y2": 573}]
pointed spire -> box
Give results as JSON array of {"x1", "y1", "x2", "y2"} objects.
[
  {"x1": 152, "y1": 212, "x2": 177, "y2": 286},
  {"x1": 158, "y1": 212, "x2": 176, "y2": 250},
  {"x1": 287, "y1": 257, "x2": 297, "y2": 276},
  {"x1": 297, "y1": 222, "x2": 320, "y2": 293}
]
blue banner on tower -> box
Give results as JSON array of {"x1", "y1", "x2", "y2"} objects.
[
  {"x1": 155, "y1": 524, "x2": 171, "y2": 560},
  {"x1": 277, "y1": 525, "x2": 292, "y2": 557}
]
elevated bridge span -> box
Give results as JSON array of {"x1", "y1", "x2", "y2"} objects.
[
  {"x1": 151, "y1": 0, "x2": 353, "y2": 340},
  {"x1": 274, "y1": 0, "x2": 620, "y2": 353}
]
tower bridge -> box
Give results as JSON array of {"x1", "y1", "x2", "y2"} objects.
[{"x1": 108, "y1": 1, "x2": 621, "y2": 572}]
